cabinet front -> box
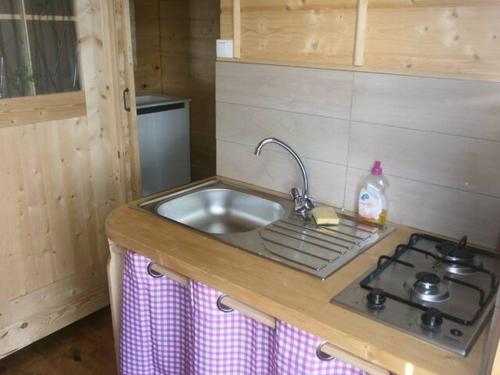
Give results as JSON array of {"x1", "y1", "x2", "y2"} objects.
[{"x1": 119, "y1": 251, "x2": 372, "y2": 375}]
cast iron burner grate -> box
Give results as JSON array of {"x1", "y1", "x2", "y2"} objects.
[
  {"x1": 332, "y1": 232, "x2": 500, "y2": 356},
  {"x1": 359, "y1": 237, "x2": 498, "y2": 326}
]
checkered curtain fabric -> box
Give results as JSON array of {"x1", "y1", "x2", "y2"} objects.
[{"x1": 120, "y1": 251, "x2": 368, "y2": 375}]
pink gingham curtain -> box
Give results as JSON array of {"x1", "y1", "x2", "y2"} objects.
[{"x1": 120, "y1": 251, "x2": 368, "y2": 375}]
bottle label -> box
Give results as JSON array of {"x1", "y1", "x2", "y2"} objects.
[{"x1": 358, "y1": 187, "x2": 382, "y2": 220}]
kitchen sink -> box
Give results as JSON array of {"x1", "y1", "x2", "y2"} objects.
[
  {"x1": 139, "y1": 179, "x2": 394, "y2": 279},
  {"x1": 156, "y1": 188, "x2": 285, "y2": 234}
]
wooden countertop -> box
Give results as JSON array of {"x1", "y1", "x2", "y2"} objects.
[{"x1": 106, "y1": 177, "x2": 489, "y2": 375}]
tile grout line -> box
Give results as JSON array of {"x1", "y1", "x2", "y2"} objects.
[{"x1": 342, "y1": 73, "x2": 357, "y2": 211}]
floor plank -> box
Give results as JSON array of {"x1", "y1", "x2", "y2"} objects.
[{"x1": 0, "y1": 308, "x2": 116, "y2": 375}]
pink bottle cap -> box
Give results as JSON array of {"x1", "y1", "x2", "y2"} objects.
[{"x1": 371, "y1": 161, "x2": 383, "y2": 176}]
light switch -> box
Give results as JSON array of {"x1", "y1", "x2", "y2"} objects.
[{"x1": 216, "y1": 39, "x2": 234, "y2": 58}]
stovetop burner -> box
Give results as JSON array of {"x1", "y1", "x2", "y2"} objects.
[
  {"x1": 332, "y1": 232, "x2": 500, "y2": 356},
  {"x1": 404, "y1": 271, "x2": 450, "y2": 302},
  {"x1": 416, "y1": 271, "x2": 441, "y2": 287}
]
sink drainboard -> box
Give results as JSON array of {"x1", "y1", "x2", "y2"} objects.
[{"x1": 258, "y1": 217, "x2": 394, "y2": 278}]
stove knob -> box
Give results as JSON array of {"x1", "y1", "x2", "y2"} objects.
[
  {"x1": 421, "y1": 308, "x2": 443, "y2": 329},
  {"x1": 367, "y1": 288, "x2": 386, "y2": 308}
]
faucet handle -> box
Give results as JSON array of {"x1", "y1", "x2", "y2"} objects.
[{"x1": 290, "y1": 187, "x2": 302, "y2": 200}]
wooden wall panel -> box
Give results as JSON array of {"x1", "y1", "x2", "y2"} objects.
[
  {"x1": 134, "y1": 0, "x2": 162, "y2": 95},
  {"x1": 0, "y1": 92, "x2": 86, "y2": 129},
  {"x1": 159, "y1": 0, "x2": 219, "y2": 181},
  {"x1": 220, "y1": 0, "x2": 500, "y2": 81},
  {"x1": 365, "y1": 6, "x2": 500, "y2": 80},
  {"x1": 0, "y1": 0, "x2": 136, "y2": 358},
  {"x1": 133, "y1": 0, "x2": 219, "y2": 181}
]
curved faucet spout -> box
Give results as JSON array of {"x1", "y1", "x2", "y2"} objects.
[{"x1": 254, "y1": 137, "x2": 313, "y2": 215}]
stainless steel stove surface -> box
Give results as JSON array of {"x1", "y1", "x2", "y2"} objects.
[{"x1": 332, "y1": 233, "x2": 500, "y2": 356}]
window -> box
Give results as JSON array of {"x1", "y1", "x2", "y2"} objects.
[{"x1": 0, "y1": 0, "x2": 79, "y2": 99}]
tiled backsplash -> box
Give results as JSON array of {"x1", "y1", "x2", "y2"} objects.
[{"x1": 216, "y1": 62, "x2": 500, "y2": 249}]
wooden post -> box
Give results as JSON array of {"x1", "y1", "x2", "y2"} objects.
[
  {"x1": 233, "y1": 0, "x2": 241, "y2": 58},
  {"x1": 353, "y1": 0, "x2": 368, "y2": 67},
  {"x1": 107, "y1": 241, "x2": 126, "y2": 371}
]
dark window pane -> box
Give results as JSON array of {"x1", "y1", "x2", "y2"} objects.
[
  {"x1": 25, "y1": 0, "x2": 74, "y2": 17},
  {"x1": 27, "y1": 19, "x2": 80, "y2": 95},
  {"x1": 0, "y1": 0, "x2": 21, "y2": 14},
  {"x1": 0, "y1": 1, "x2": 79, "y2": 99},
  {"x1": 0, "y1": 20, "x2": 30, "y2": 98}
]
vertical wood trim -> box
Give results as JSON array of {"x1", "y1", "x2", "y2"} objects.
[
  {"x1": 121, "y1": 0, "x2": 142, "y2": 199},
  {"x1": 233, "y1": 0, "x2": 241, "y2": 58},
  {"x1": 100, "y1": 0, "x2": 131, "y2": 205},
  {"x1": 107, "y1": 241, "x2": 125, "y2": 370},
  {"x1": 353, "y1": 0, "x2": 368, "y2": 67}
]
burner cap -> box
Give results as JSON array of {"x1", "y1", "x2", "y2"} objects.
[
  {"x1": 404, "y1": 272, "x2": 450, "y2": 302},
  {"x1": 436, "y1": 236, "x2": 475, "y2": 263},
  {"x1": 416, "y1": 272, "x2": 440, "y2": 288}
]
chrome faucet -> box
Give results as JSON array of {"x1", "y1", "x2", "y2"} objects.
[{"x1": 254, "y1": 137, "x2": 314, "y2": 215}]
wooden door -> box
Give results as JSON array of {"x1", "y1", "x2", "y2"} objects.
[{"x1": 0, "y1": 0, "x2": 138, "y2": 358}]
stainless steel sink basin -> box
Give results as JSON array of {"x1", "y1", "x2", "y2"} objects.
[
  {"x1": 156, "y1": 188, "x2": 285, "y2": 234},
  {"x1": 139, "y1": 180, "x2": 394, "y2": 279}
]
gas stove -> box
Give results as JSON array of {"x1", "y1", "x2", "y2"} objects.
[{"x1": 332, "y1": 233, "x2": 500, "y2": 356}]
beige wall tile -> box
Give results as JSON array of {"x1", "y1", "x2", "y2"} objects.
[
  {"x1": 216, "y1": 62, "x2": 354, "y2": 119},
  {"x1": 349, "y1": 121, "x2": 500, "y2": 197},
  {"x1": 217, "y1": 140, "x2": 347, "y2": 207},
  {"x1": 352, "y1": 72, "x2": 500, "y2": 141},
  {"x1": 215, "y1": 62, "x2": 500, "y2": 248},
  {"x1": 216, "y1": 102, "x2": 350, "y2": 164},
  {"x1": 345, "y1": 168, "x2": 500, "y2": 249}
]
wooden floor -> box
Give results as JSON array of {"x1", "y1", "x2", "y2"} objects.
[{"x1": 0, "y1": 308, "x2": 116, "y2": 375}]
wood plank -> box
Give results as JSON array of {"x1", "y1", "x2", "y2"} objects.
[
  {"x1": 353, "y1": 0, "x2": 368, "y2": 66},
  {"x1": 364, "y1": 6, "x2": 500, "y2": 80},
  {"x1": 239, "y1": 3, "x2": 356, "y2": 67},
  {"x1": 345, "y1": 168, "x2": 500, "y2": 249},
  {"x1": 0, "y1": 309, "x2": 116, "y2": 375},
  {"x1": 351, "y1": 71, "x2": 500, "y2": 141},
  {"x1": 319, "y1": 342, "x2": 390, "y2": 375},
  {"x1": 219, "y1": 296, "x2": 276, "y2": 328},
  {"x1": 158, "y1": 0, "x2": 219, "y2": 181},
  {"x1": 0, "y1": 14, "x2": 76, "y2": 21},
  {"x1": 0, "y1": 92, "x2": 86, "y2": 129},
  {"x1": 133, "y1": 0, "x2": 162, "y2": 95},
  {"x1": 0, "y1": 284, "x2": 108, "y2": 359},
  {"x1": 222, "y1": 0, "x2": 500, "y2": 11},
  {"x1": 220, "y1": 0, "x2": 500, "y2": 82},
  {"x1": 233, "y1": 0, "x2": 241, "y2": 58},
  {"x1": 349, "y1": 121, "x2": 500, "y2": 197},
  {"x1": 216, "y1": 61, "x2": 354, "y2": 119},
  {"x1": 217, "y1": 140, "x2": 347, "y2": 207},
  {"x1": 216, "y1": 102, "x2": 350, "y2": 164}
]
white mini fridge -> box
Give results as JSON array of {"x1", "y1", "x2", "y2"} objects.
[{"x1": 136, "y1": 95, "x2": 191, "y2": 196}]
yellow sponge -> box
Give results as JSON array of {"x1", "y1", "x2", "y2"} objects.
[{"x1": 312, "y1": 206, "x2": 340, "y2": 226}]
